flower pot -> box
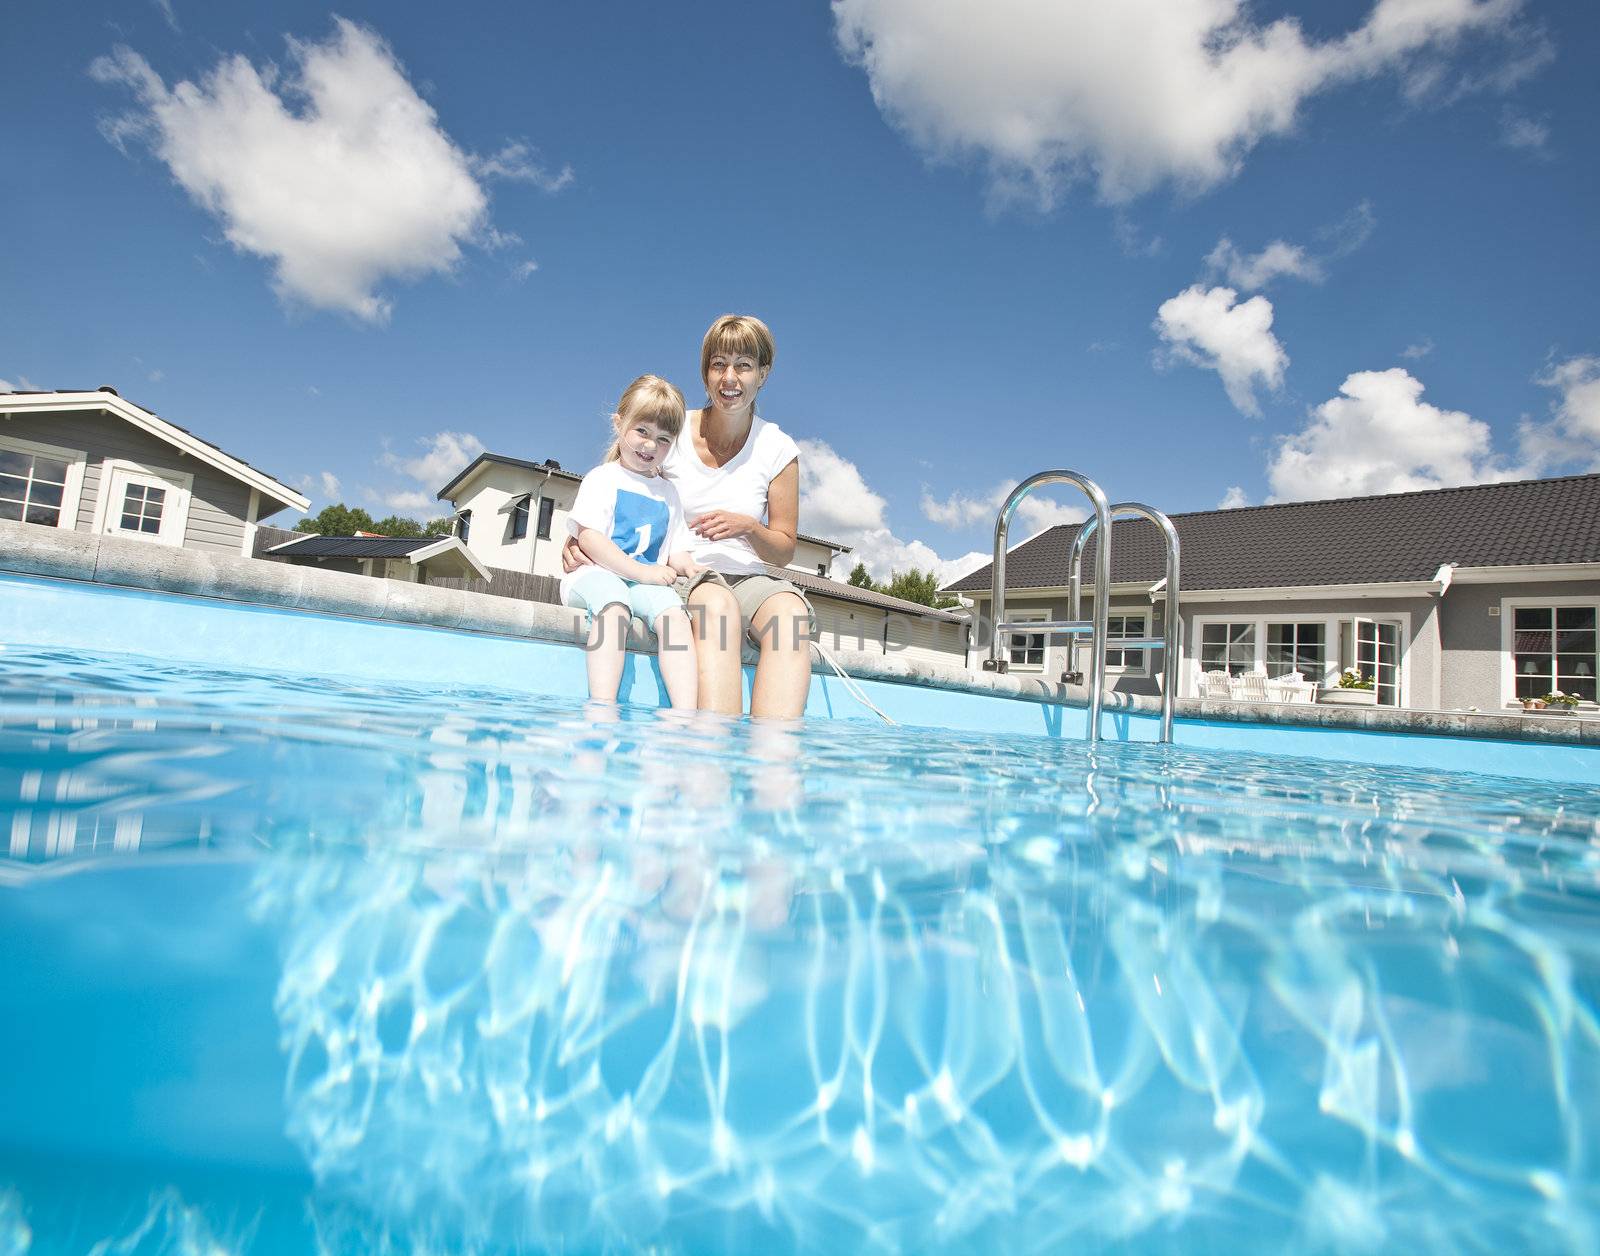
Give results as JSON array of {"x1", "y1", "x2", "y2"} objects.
[
  {"x1": 1522, "y1": 699, "x2": 1547, "y2": 711},
  {"x1": 1318, "y1": 687, "x2": 1378, "y2": 707}
]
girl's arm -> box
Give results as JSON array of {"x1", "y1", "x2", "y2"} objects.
[
  {"x1": 576, "y1": 527, "x2": 675, "y2": 585},
  {"x1": 689, "y1": 458, "x2": 799, "y2": 567},
  {"x1": 668, "y1": 551, "x2": 706, "y2": 579}
]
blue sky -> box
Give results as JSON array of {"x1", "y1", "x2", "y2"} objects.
[{"x1": 3, "y1": 0, "x2": 1597, "y2": 580}]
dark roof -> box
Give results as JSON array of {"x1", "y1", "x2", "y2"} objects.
[
  {"x1": 772, "y1": 565, "x2": 967, "y2": 621},
  {"x1": 437, "y1": 451, "x2": 850, "y2": 551},
  {"x1": 943, "y1": 473, "x2": 1600, "y2": 594},
  {"x1": 436, "y1": 453, "x2": 582, "y2": 500},
  {"x1": 269, "y1": 535, "x2": 443, "y2": 558}
]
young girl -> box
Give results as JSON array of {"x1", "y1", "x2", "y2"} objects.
[{"x1": 561, "y1": 375, "x2": 704, "y2": 708}]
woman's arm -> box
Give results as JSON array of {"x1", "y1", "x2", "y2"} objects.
[
  {"x1": 689, "y1": 458, "x2": 799, "y2": 567},
  {"x1": 576, "y1": 527, "x2": 674, "y2": 585}
]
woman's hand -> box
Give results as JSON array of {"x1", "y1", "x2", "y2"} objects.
[
  {"x1": 689, "y1": 510, "x2": 759, "y2": 542},
  {"x1": 560, "y1": 534, "x2": 591, "y2": 574}
]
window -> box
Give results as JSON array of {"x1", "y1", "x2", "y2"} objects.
[
  {"x1": 1200, "y1": 622, "x2": 1256, "y2": 676},
  {"x1": 1512, "y1": 605, "x2": 1596, "y2": 703},
  {"x1": 817, "y1": 563, "x2": 828, "y2": 576},
  {"x1": 95, "y1": 460, "x2": 192, "y2": 546},
  {"x1": 509, "y1": 495, "x2": 530, "y2": 540},
  {"x1": 0, "y1": 435, "x2": 84, "y2": 529},
  {"x1": 119, "y1": 483, "x2": 166, "y2": 534},
  {"x1": 1007, "y1": 611, "x2": 1046, "y2": 670},
  {"x1": 536, "y1": 497, "x2": 555, "y2": 540},
  {"x1": 1105, "y1": 613, "x2": 1148, "y2": 672},
  {"x1": 1266, "y1": 622, "x2": 1325, "y2": 680},
  {"x1": 456, "y1": 509, "x2": 472, "y2": 543}
]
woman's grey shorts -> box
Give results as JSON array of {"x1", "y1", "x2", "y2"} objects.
[{"x1": 683, "y1": 570, "x2": 816, "y2": 643}]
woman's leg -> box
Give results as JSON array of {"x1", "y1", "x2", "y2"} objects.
[
  {"x1": 687, "y1": 580, "x2": 744, "y2": 715},
  {"x1": 748, "y1": 592, "x2": 812, "y2": 719},
  {"x1": 653, "y1": 606, "x2": 698, "y2": 710},
  {"x1": 584, "y1": 602, "x2": 632, "y2": 702}
]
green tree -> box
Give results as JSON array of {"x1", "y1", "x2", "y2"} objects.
[
  {"x1": 880, "y1": 568, "x2": 958, "y2": 608},
  {"x1": 847, "y1": 561, "x2": 876, "y2": 589},
  {"x1": 294, "y1": 503, "x2": 376, "y2": 535},
  {"x1": 423, "y1": 516, "x2": 457, "y2": 537},
  {"x1": 371, "y1": 515, "x2": 425, "y2": 538}
]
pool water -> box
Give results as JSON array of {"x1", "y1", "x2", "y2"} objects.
[{"x1": 2, "y1": 644, "x2": 1599, "y2": 1254}]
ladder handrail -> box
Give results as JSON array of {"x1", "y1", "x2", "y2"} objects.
[
  {"x1": 1067, "y1": 502, "x2": 1181, "y2": 742},
  {"x1": 984, "y1": 470, "x2": 1112, "y2": 743}
]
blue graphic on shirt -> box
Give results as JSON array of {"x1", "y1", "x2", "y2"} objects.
[{"x1": 611, "y1": 490, "x2": 670, "y2": 564}]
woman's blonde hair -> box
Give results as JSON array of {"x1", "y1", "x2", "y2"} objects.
[
  {"x1": 700, "y1": 314, "x2": 776, "y2": 388},
  {"x1": 604, "y1": 374, "x2": 687, "y2": 464}
]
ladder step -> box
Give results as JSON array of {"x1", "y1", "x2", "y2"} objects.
[
  {"x1": 1102, "y1": 636, "x2": 1167, "y2": 649},
  {"x1": 997, "y1": 619, "x2": 1095, "y2": 634}
]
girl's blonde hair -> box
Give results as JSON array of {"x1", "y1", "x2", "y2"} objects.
[
  {"x1": 700, "y1": 314, "x2": 776, "y2": 388},
  {"x1": 604, "y1": 374, "x2": 687, "y2": 464}
]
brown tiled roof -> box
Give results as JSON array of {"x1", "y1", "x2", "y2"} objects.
[{"x1": 943, "y1": 473, "x2": 1600, "y2": 593}]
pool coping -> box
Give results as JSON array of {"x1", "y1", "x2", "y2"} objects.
[{"x1": 3, "y1": 520, "x2": 1597, "y2": 748}]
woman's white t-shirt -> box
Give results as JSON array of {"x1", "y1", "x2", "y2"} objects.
[{"x1": 663, "y1": 414, "x2": 800, "y2": 576}]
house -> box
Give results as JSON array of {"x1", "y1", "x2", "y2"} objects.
[
  {"x1": 0, "y1": 388, "x2": 308, "y2": 554},
  {"x1": 942, "y1": 474, "x2": 1600, "y2": 713},
  {"x1": 265, "y1": 533, "x2": 492, "y2": 583},
  {"x1": 438, "y1": 451, "x2": 969, "y2": 667},
  {"x1": 436, "y1": 452, "x2": 853, "y2": 581}
]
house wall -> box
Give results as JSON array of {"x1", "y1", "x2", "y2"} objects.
[
  {"x1": 451, "y1": 466, "x2": 579, "y2": 579},
  {"x1": 1439, "y1": 578, "x2": 1600, "y2": 710},
  {"x1": 2, "y1": 409, "x2": 255, "y2": 553},
  {"x1": 971, "y1": 591, "x2": 1443, "y2": 705},
  {"x1": 790, "y1": 537, "x2": 841, "y2": 577},
  {"x1": 810, "y1": 595, "x2": 968, "y2": 668}
]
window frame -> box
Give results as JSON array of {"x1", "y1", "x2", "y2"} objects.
[
  {"x1": 509, "y1": 494, "x2": 530, "y2": 541},
  {"x1": 1500, "y1": 596, "x2": 1599, "y2": 708},
  {"x1": 90, "y1": 458, "x2": 193, "y2": 547},
  {"x1": 1104, "y1": 611, "x2": 1150, "y2": 675},
  {"x1": 1005, "y1": 608, "x2": 1048, "y2": 672},
  {"x1": 0, "y1": 433, "x2": 87, "y2": 530},
  {"x1": 536, "y1": 496, "x2": 555, "y2": 541},
  {"x1": 1190, "y1": 611, "x2": 1411, "y2": 705}
]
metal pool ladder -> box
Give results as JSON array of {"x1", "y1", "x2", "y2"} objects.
[{"x1": 982, "y1": 472, "x2": 1182, "y2": 743}]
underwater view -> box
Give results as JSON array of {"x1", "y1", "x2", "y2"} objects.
[{"x1": 2, "y1": 644, "x2": 1599, "y2": 1254}]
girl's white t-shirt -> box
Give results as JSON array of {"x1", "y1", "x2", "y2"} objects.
[{"x1": 662, "y1": 414, "x2": 800, "y2": 575}]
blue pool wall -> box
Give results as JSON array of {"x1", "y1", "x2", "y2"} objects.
[{"x1": 3, "y1": 571, "x2": 1597, "y2": 785}]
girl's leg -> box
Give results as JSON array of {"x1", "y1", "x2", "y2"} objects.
[
  {"x1": 653, "y1": 605, "x2": 698, "y2": 710},
  {"x1": 748, "y1": 592, "x2": 812, "y2": 719},
  {"x1": 687, "y1": 581, "x2": 744, "y2": 716},
  {"x1": 585, "y1": 602, "x2": 632, "y2": 702}
]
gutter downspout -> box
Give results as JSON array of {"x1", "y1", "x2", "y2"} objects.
[
  {"x1": 1427, "y1": 563, "x2": 1454, "y2": 710},
  {"x1": 525, "y1": 467, "x2": 555, "y2": 576}
]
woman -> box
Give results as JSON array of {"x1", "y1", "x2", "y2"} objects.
[{"x1": 563, "y1": 315, "x2": 812, "y2": 718}]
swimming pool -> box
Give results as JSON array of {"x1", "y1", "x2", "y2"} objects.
[{"x1": 3, "y1": 622, "x2": 1599, "y2": 1254}]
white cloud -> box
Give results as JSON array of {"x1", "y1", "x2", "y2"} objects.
[
  {"x1": 0, "y1": 374, "x2": 39, "y2": 393},
  {"x1": 1205, "y1": 238, "x2": 1323, "y2": 290},
  {"x1": 798, "y1": 439, "x2": 988, "y2": 584},
  {"x1": 375, "y1": 489, "x2": 437, "y2": 513},
  {"x1": 1203, "y1": 200, "x2": 1375, "y2": 291},
  {"x1": 512, "y1": 259, "x2": 540, "y2": 281},
  {"x1": 1498, "y1": 106, "x2": 1550, "y2": 152},
  {"x1": 1400, "y1": 337, "x2": 1435, "y2": 360},
  {"x1": 91, "y1": 21, "x2": 565, "y2": 322},
  {"x1": 1266, "y1": 367, "x2": 1518, "y2": 500},
  {"x1": 382, "y1": 430, "x2": 485, "y2": 490},
  {"x1": 1217, "y1": 486, "x2": 1250, "y2": 509},
  {"x1": 318, "y1": 471, "x2": 341, "y2": 499},
  {"x1": 1154, "y1": 285, "x2": 1288, "y2": 416},
  {"x1": 471, "y1": 142, "x2": 574, "y2": 193},
  {"x1": 920, "y1": 482, "x2": 1087, "y2": 536},
  {"x1": 833, "y1": 0, "x2": 1530, "y2": 207},
  {"x1": 1518, "y1": 355, "x2": 1600, "y2": 472},
  {"x1": 152, "y1": 0, "x2": 179, "y2": 33}
]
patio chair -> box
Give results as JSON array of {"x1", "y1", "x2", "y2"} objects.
[
  {"x1": 1232, "y1": 671, "x2": 1270, "y2": 702},
  {"x1": 1201, "y1": 671, "x2": 1234, "y2": 700}
]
